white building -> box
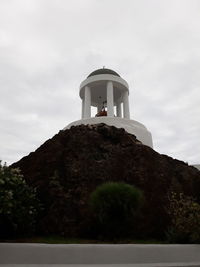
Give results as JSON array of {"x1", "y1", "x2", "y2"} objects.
[
  {"x1": 193, "y1": 164, "x2": 200, "y2": 171},
  {"x1": 64, "y1": 68, "x2": 153, "y2": 148}
]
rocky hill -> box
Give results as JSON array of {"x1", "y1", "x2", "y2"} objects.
[{"x1": 12, "y1": 124, "x2": 200, "y2": 238}]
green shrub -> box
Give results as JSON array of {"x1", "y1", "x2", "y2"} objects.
[
  {"x1": 89, "y1": 182, "x2": 144, "y2": 239},
  {"x1": 0, "y1": 161, "x2": 40, "y2": 238},
  {"x1": 166, "y1": 192, "x2": 200, "y2": 243}
]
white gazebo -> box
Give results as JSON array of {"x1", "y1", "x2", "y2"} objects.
[{"x1": 64, "y1": 68, "x2": 153, "y2": 148}]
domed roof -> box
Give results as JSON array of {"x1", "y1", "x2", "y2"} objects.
[{"x1": 87, "y1": 68, "x2": 120, "y2": 78}]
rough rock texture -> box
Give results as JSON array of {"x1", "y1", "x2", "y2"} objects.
[{"x1": 12, "y1": 124, "x2": 200, "y2": 238}]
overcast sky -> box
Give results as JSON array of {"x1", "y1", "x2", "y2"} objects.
[{"x1": 0, "y1": 0, "x2": 200, "y2": 165}]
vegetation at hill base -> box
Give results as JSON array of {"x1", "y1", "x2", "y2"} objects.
[
  {"x1": 89, "y1": 182, "x2": 144, "y2": 239},
  {"x1": 166, "y1": 192, "x2": 200, "y2": 243},
  {"x1": 0, "y1": 161, "x2": 41, "y2": 238}
]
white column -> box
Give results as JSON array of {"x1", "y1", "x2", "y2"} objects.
[
  {"x1": 123, "y1": 91, "x2": 130, "y2": 119},
  {"x1": 84, "y1": 86, "x2": 91, "y2": 118},
  {"x1": 116, "y1": 101, "x2": 122, "y2": 117},
  {"x1": 107, "y1": 81, "x2": 114, "y2": 117},
  {"x1": 81, "y1": 98, "x2": 85, "y2": 119},
  {"x1": 97, "y1": 103, "x2": 102, "y2": 113}
]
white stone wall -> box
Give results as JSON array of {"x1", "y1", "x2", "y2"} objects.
[
  {"x1": 63, "y1": 117, "x2": 153, "y2": 148},
  {"x1": 193, "y1": 164, "x2": 200, "y2": 171}
]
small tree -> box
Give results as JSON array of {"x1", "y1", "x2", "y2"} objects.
[
  {"x1": 89, "y1": 182, "x2": 144, "y2": 239},
  {"x1": 0, "y1": 161, "x2": 40, "y2": 238},
  {"x1": 167, "y1": 192, "x2": 200, "y2": 243}
]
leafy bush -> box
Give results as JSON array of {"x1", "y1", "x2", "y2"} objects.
[
  {"x1": 0, "y1": 161, "x2": 40, "y2": 238},
  {"x1": 89, "y1": 182, "x2": 144, "y2": 239},
  {"x1": 167, "y1": 192, "x2": 200, "y2": 243}
]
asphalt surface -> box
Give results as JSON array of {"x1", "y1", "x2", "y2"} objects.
[
  {"x1": 1, "y1": 265, "x2": 200, "y2": 267},
  {"x1": 0, "y1": 243, "x2": 200, "y2": 266}
]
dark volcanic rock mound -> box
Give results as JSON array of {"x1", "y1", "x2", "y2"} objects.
[{"x1": 12, "y1": 124, "x2": 200, "y2": 238}]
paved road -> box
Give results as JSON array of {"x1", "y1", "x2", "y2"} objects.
[
  {"x1": 0, "y1": 243, "x2": 200, "y2": 266},
  {"x1": 0, "y1": 265, "x2": 200, "y2": 267}
]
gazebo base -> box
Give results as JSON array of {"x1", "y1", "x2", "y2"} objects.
[{"x1": 63, "y1": 117, "x2": 153, "y2": 148}]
